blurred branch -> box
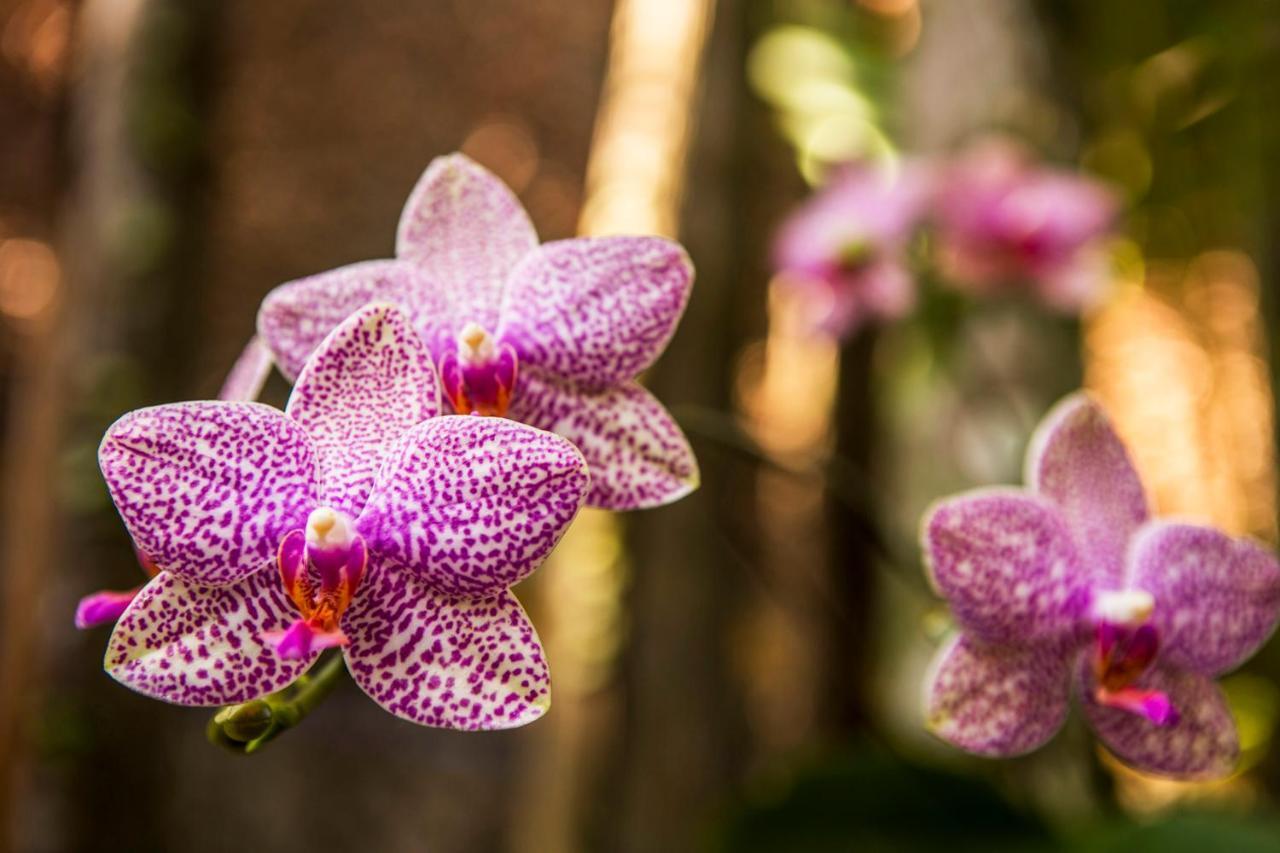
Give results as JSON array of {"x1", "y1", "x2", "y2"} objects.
[
  {"x1": 673, "y1": 402, "x2": 926, "y2": 596},
  {"x1": 206, "y1": 653, "x2": 346, "y2": 755}
]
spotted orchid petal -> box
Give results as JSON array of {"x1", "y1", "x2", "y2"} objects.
[
  {"x1": 923, "y1": 489, "x2": 1092, "y2": 645},
  {"x1": 285, "y1": 303, "x2": 441, "y2": 517},
  {"x1": 98, "y1": 402, "x2": 320, "y2": 587},
  {"x1": 105, "y1": 570, "x2": 313, "y2": 706},
  {"x1": 1128, "y1": 521, "x2": 1280, "y2": 676},
  {"x1": 1081, "y1": 661, "x2": 1238, "y2": 779},
  {"x1": 1026, "y1": 393, "x2": 1149, "y2": 586},
  {"x1": 356, "y1": 416, "x2": 588, "y2": 597},
  {"x1": 925, "y1": 633, "x2": 1072, "y2": 757},
  {"x1": 497, "y1": 236, "x2": 693, "y2": 390},
  {"x1": 395, "y1": 153, "x2": 537, "y2": 334},
  {"x1": 258, "y1": 259, "x2": 419, "y2": 380},
  {"x1": 509, "y1": 368, "x2": 698, "y2": 510},
  {"x1": 341, "y1": 563, "x2": 549, "y2": 730}
]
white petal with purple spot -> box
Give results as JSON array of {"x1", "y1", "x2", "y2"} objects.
[
  {"x1": 99, "y1": 401, "x2": 320, "y2": 587},
  {"x1": 105, "y1": 571, "x2": 313, "y2": 706},
  {"x1": 395, "y1": 153, "x2": 537, "y2": 333},
  {"x1": 258, "y1": 259, "x2": 418, "y2": 380},
  {"x1": 343, "y1": 564, "x2": 549, "y2": 730},
  {"x1": 357, "y1": 416, "x2": 589, "y2": 597},
  {"x1": 287, "y1": 303, "x2": 441, "y2": 517},
  {"x1": 509, "y1": 368, "x2": 698, "y2": 510},
  {"x1": 498, "y1": 236, "x2": 693, "y2": 389}
]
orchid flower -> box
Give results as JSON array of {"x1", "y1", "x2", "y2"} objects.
[
  {"x1": 76, "y1": 337, "x2": 278, "y2": 629},
  {"x1": 98, "y1": 303, "x2": 588, "y2": 730},
  {"x1": 923, "y1": 393, "x2": 1280, "y2": 778},
  {"x1": 772, "y1": 163, "x2": 930, "y2": 340},
  {"x1": 932, "y1": 139, "x2": 1118, "y2": 312},
  {"x1": 256, "y1": 153, "x2": 697, "y2": 511}
]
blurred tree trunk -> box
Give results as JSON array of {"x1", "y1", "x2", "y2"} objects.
[
  {"x1": 821, "y1": 335, "x2": 878, "y2": 731},
  {"x1": 609, "y1": 0, "x2": 787, "y2": 847},
  {"x1": 0, "y1": 1, "x2": 74, "y2": 850}
]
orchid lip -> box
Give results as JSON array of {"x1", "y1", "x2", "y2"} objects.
[
  {"x1": 439, "y1": 323, "x2": 519, "y2": 417},
  {"x1": 1091, "y1": 615, "x2": 1179, "y2": 727},
  {"x1": 268, "y1": 507, "x2": 366, "y2": 660}
]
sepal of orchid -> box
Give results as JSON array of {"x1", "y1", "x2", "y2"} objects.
[
  {"x1": 74, "y1": 587, "x2": 140, "y2": 630},
  {"x1": 439, "y1": 323, "x2": 518, "y2": 416}
]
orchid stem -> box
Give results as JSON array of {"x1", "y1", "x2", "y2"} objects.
[{"x1": 207, "y1": 652, "x2": 347, "y2": 754}]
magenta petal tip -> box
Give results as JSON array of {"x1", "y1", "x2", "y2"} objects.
[{"x1": 74, "y1": 588, "x2": 140, "y2": 630}]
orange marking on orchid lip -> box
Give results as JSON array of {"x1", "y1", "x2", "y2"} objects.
[
  {"x1": 277, "y1": 532, "x2": 313, "y2": 615},
  {"x1": 276, "y1": 522, "x2": 366, "y2": 633},
  {"x1": 1094, "y1": 622, "x2": 1158, "y2": 689},
  {"x1": 1092, "y1": 621, "x2": 1178, "y2": 725}
]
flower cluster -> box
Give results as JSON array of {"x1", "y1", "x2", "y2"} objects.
[
  {"x1": 83, "y1": 154, "x2": 699, "y2": 731},
  {"x1": 923, "y1": 394, "x2": 1280, "y2": 778},
  {"x1": 772, "y1": 138, "x2": 1117, "y2": 340},
  {"x1": 257, "y1": 154, "x2": 698, "y2": 510}
]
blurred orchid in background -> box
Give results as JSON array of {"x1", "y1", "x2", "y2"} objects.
[
  {"x1": 769, "y1": 140, "x2": 1118, "y2": 343},
  {"x1": 772, "y1": 163, "x2": 930, "y2": 339},
  {"x1": 923, "y1": 393, "x2": 1280, "y2": 778},
  {"x1": 257, "y1": 153, "x2": 699, "y2": 511},
  {"x1": 932, "y1": 138, "x2": 1119, "y2": 312},
  {"x1": 97, "y1": 304, "x2": 588, "y2": 730}
]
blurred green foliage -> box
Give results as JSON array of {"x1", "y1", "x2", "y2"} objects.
[
  {"x1": 711, "y1": 741, "x2": 1280, "y2": 852},
  {"x1": 709, "y1": 741, "x2": 1055, "y2": 852}
]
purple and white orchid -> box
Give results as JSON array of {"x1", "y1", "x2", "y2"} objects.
[
  {"x1": 932, "y1": 139, "x2": 1118, "y2": 312},
  {"x1": 255, "y1": 153, "x2": 698, "y2": 511},
  {"x1": 772, "y1": 163, "x2": 930, "y2": 340},
  {"x1": 923, "y1": 393, "x2": 1280, "y2": 778},
  {"x1": 99, "y1": 303, "x2": 589, "y2": 730}
]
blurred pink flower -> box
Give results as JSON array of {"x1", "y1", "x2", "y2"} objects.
[
  {"x1": 924, "y1": 394, "x2": 1280, "y2": 778},
  {"x1": 932, "y1": 139, "x2": 1118, "y2": 311},
  {"x1": 772, "y1": 163, "x2": 930, "y2": 339}
]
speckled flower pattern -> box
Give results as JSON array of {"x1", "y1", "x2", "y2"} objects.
[
  {"x1": 100, "y1": 303, "x2": 588, "y2": 729},
  {"x1": 357, "y1": 417, "x2": 589, "y2": 597},
  {"x1": 509, "y1": 367, "x2": 698, "y2": 509},
  {"x1": 923, "y1": 392, "x2": 1280, "y2": 779},
  {"x1": 256, "y1": 153, "x2": 698, "y2": 511},
  {"x1": 100, "y1": 402, "x2": 320, "y2": 587}
]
